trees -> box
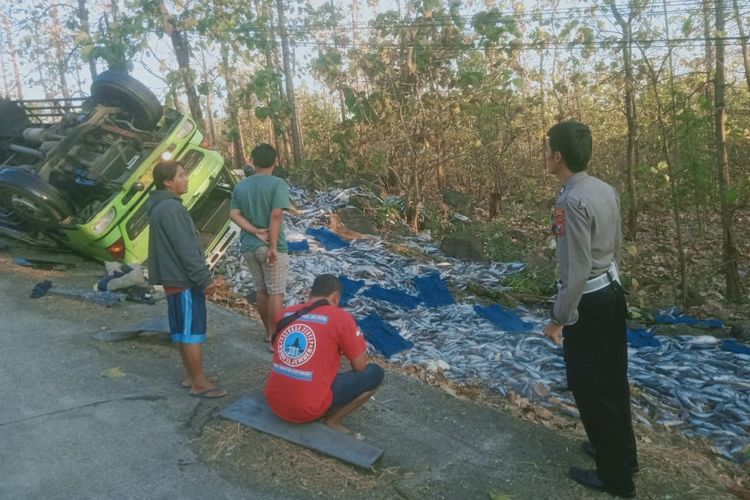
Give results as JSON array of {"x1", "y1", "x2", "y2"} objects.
[{"x1": 3, "y1": 0, "x2": 748, "y2": 302}]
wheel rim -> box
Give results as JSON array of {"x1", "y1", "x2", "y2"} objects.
[{"x1": 8, "y1": 192, "x2": 61, "y2": 223}]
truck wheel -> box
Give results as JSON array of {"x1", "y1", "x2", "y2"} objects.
[
  {"x1": 90, "y1": 70, "x2": 163, "y2": 130},
  {"x1": 0, "y1": 168, "x2": 73, "y2": 227}
]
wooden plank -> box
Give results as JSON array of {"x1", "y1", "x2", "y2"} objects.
[{"x1": 221, "y1": 396, "x2": 384, "y2": 469}]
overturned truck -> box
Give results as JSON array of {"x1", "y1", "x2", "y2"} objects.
[{"x1": 0, "y1": 71, "x2": 237, "y2": 265}]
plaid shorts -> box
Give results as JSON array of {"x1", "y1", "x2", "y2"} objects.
[{"x1": 243, "y1": 247, "x2": 289, "y2": 295}]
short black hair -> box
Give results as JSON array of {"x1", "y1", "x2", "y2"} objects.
[
  {"x1": 251, "y1": 143, "x2": 277, "y2": 169},
  {"x1": 153, "y1": 160, "x2": 183, "y2": 189},
  {"x1": 310, "y1": 274, "x2": 341, "y2": 297},
  {"x1": 547, "y1": 121, "x2": 592, "y2": 172}
]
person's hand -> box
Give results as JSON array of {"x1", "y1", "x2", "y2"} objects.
[
  {"x1": 266, "y1": 247, "x2": 277, "y2": 265},
  {"x1": 255, "y1": 228, "x2": 269, "y2": 244},
  {"x1": 543, "y1": 322, "x2": 563, "y2": 345}
]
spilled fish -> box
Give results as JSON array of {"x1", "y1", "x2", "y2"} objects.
[{"x1": 216, "y1": 186, "x2": 750, "y2": 464}]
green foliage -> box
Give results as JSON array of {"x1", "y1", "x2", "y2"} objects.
[
  {"x1": 484, "y1": 228, "x2": 527, "y2": 262},
  {"x1": 501, "y1": 265, "x2": 558, "y2": 297}
]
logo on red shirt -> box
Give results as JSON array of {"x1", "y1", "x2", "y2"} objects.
[{"x1": 278, "y1": 323, "x2": 316, "y2": 367}]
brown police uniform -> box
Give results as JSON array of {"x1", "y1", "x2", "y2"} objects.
[{"x1": 552, "y1": 171, "x2": 638, "y2": 492}]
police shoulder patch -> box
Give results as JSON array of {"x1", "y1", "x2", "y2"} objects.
[{"x1": 553, "y1": 207, "x2": 566, "y2": 238}]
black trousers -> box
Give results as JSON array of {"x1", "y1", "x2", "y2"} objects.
[{"x1": 563, "y1": 283, "x2": 638, "y2": 490}]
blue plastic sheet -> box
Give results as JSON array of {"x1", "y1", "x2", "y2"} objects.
[
  {"x1": 288, "y1": 240, "x2": 310, "y2": 252},
  {"x1": 473, "y1": 304, "x2": 534, "y2": 333},
  {"x1": 414, "y1": 273, "x2": 455, "y2": 307},
  {"x1": 305, "y1": 227, "x2": 349, "y2": 250},
  {"x1": 654, "y1": 307, "x2": 723, "y2": 329},
  {"x1": 627, "y1": 328, "x2": 661, "y2": 348},
  {"x1": 339, "y1": 276, "x2": 365, "y2": 306},
  {"x1": 721, "y1": 339, "x2": 750, "y2": 355},
  {"x1": 362, "y1": 285, "x2": 422, "y2": 309},
  {"x1": 357, "y1": 313, "x2": 414, "y2": 358}
]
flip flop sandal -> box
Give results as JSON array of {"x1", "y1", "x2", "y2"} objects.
[
  {"x1": 181, "y1": 375, "x2": 218, "y2": 388},
  {"x1": 189, "y1": 387, "x2": 227, "y2": 399}
]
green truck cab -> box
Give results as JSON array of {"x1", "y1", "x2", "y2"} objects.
[{"x1": 0, "y1": 71, "x2": 238, "y2": 266}]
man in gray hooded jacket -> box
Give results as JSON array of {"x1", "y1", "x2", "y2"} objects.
[{"x1": 147, "y1": 160, "x2": 226, "y2": 398}]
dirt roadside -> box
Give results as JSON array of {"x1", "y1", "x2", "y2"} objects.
[{"x1": 0, "y1": 237, "x2": 746, "y2": 499}]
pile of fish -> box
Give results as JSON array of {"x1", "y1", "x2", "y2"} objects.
[{"x1": 217, "y1": 187, "x2": 750, "y2": 463}]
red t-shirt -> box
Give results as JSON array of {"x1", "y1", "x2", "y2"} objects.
[{"x1": 264, "y1": 301, "x2": 366, "y2": 423}]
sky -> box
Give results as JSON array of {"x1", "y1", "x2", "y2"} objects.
[{"x1": 3, "y1": 0, "x2": 749, "y2": 107}]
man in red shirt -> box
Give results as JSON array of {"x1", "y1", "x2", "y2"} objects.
[{"x1": 264, "y1": 275, "x2": 384, "y2": 433}]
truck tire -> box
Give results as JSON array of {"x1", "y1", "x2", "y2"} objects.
[
  {"x1": 0, "y1": 168, "x2": 73, "y2": 228},
  {"x1": 90, "y1": 70, "x2": 163, "y2": 130},
  {"x1": 0, "y1": 99, "x2": 30, "y2": 139}
]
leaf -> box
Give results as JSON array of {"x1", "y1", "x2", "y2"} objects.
[
  {"x1": 100, "y1": 367, "x2": 125, "y2": 378},
  {"x1": 488, "y1": 492, "x2": 511, "y2": 500},
  {"x1": 626, "y1": 244, "x2": 638, "y2": 257}
]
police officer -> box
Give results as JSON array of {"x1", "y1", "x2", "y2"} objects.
[{"x1": 542, "y1": 121, "x2": 638, "y2": 498}]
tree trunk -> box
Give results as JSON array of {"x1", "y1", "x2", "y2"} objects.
[
  {"x1": 160, "y1": 4, "x2": 205, "y2": 131},
  {"x1": 731, "y1": 0, "x2": 750, "y2": 93},
  {"x1": 0, "y1": 48, "x2": 9, "y2": 98},
  {"x1": 702, "y1": 0, "x2": 715, "y2": 124},
  {"x1": 713, "y1": 0, "x2": 743, "y2": 301},
  {"x1": 256, "y1": 0, "x2": 290, "y2": 165},
  {"x1": 641, "y1": 53, "x2": 689, "y2": 305},
  {"x1": 199, "y1": 49, "x2": 217, "y2": 146},
  {"x1": 488, "y1": 191, "x2": 502, "y2": 220},
  {"x1": 275, "y1": 0, "x2": 303, "y2": 165},
  {"x1": 610, "y1": 2, "x2": 640, "y2": 240},
  {"x1": 538, "y1": 43, "x2": 548, "y2": 183},
  {"x1": 2, "y1": 14, "x2": 23, "y2": 99},
  {"x1": 220, "y1": 42, "x2": 247, "y2": 169},
  {"x1": 330, "y1": 0, "x2": 347, "y2": 122},
  {"x1": 77, "y1": 0, "x2": 98, "y2": 80},
  {"x1": 50, "y1": 6, "x2": 71, "y2": 99},
  {"x1": 662, "y1": 0, "x2": 689, "y2": 303}
]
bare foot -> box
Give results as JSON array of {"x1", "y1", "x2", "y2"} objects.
[{"x1": 322, "y1": 418, "x2": 351, "y2": 434}]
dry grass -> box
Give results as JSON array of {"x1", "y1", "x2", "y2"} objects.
[
  {"x1": 206, "y1": 275, "x2": 260, "y2": 321},
  {"x1": 198, "y1": 421, "x2": 400, "y2": 498}
]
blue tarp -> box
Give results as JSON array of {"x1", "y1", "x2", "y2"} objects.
[
  {"x1": 414, "y1": 273, "x2": 455, "y2": 307},
  {"x1": 362, "y1": 285, "x2": 422, "y2": 309},
  {"x1": 305, "y1": 227, "x2": 350, "y2": 250},
  {"x1": 288, "y1": 240, "x2": 310, "y2": 252},
  {"x1": 473, "y1": 304, "x2": 534, "y2": 333},
  {"x1": 357, "y1": 313, "x2": 414, "y2": 358},
  {"x1": 339, "y1": 276, "x2": 365, "y2": 306},
  {"x1": 654, "y1": 307, "x2": 723, "y2": 329},
  {"x1": 721, "y1": 339, "x2": 750, "y2": 355},
  {"x1": 627, "y1": 328, "x2": 661, "y2": 348}
]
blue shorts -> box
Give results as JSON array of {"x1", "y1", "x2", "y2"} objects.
[
  {"x1": 330, "y1": 364, "x2": 384, "y2": 409},
  {"x1": 166, "y1": 287, "x2": 207, "y2": 344}
]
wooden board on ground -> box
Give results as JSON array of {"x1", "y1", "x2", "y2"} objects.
[
  {"x1": 221, "y1": 395, "x2": 384, "y2": 469},
  {"x1": 94, "y1": 317, "x2": 170, "y2": 341}
]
